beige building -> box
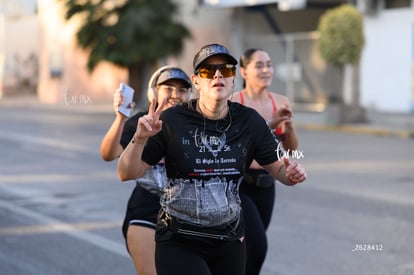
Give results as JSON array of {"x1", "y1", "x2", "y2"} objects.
[
  {"x1": 2, "y1": 0, "x2": 344, "y2": 112},
  {"x1": 34, "y1": 0, "x2": 237, "y2": 105}
]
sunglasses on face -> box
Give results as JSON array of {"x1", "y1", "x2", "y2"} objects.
[{"x1": 195, "y1": 64, "x2": 236, "y2": 79}]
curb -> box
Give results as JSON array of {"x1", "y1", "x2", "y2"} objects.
[
  {"x1": 2, "y1": 96, "x2": 412, "y2": 139},
  {"x1": 0, "y1": 96, "x2": 114, "y2": 115},
  {"x1": 296, "y1": 123, "x2": 413, "y2": 139}
]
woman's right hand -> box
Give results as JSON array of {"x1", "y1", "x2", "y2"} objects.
[
  {"x1": 113, "y1": 88, "x2": 135, "y2": 117},
  {"x1": 113, "y1": 89, "x2": 123, "y2": 113}
]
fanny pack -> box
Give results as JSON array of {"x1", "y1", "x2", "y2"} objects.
[
  {"x1": 244, "y1": 172, "x2": 275, "y2": 188},
  {"x1": 157, "y1": 210, "x2": 244, "y2": 241}
]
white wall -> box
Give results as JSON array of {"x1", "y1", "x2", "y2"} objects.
[
  {"x1": 1, "y1": 0, "x2": 38, "y2": 96},
  {"x1": 361, "y1": 8, "x2": 414, "y2": 112},
  {"x1": 3, "y1": 15, "x2": 39, "y2": 86}
]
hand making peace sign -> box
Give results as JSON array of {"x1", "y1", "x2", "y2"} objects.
[{"x1": 134, "y1": 97, "x2": 167, "y2": 141}]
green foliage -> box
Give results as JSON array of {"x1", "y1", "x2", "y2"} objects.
[
  {"x1": 317, "y1": 4, "x2": 365, "y2": 67},
  {"x1": 61, "y1": 0, "x2": 191, "y2": 71}
]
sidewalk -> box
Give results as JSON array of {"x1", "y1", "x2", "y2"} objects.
[{"x1": 1, "y1": 95, "x2": 413, "y2": 139}]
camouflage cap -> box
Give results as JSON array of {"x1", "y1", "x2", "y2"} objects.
[{"x1": 193, "y1": 43, "x2": 237, "y2": 73}]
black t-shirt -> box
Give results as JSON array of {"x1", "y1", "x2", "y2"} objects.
[
  {"x1": 120, "y1": 110, "x2": 166, "y2": 193},
  {"x1": 141, "y1": 100, "x2": 279, "y2": 226}
]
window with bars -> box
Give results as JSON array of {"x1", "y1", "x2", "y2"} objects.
[{"x1": 384, "y1": 0, "x2": 411, "y2": 9}]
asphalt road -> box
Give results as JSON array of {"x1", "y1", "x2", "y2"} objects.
[{"x1": 0, "y1": 102, "x2": 413, "y2": 275}]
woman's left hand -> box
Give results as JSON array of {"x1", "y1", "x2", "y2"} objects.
[
  {"x1": 283, "y1": 158, "x2": 307, "y2": 185},
  {"x1": 269, "y1": 104, "x2": 293, "y2": 129}
]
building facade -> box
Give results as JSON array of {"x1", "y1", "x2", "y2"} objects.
[
  {"x1": 0, "y1": 0, "x2": 39, "y2": 99},
  {"x1": 1, "y1": 0, "x2": 413, "y2": 114},
  {"x1": 358, "y1": 0, "x2": 414, "y2": 112}
]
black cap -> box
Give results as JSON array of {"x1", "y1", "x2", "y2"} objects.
[
  {"x1": 156, "y1": 67, "x2": 192, "y2": 88},
  {"x1": 193, "y1": 43, "x2": 238, "y2": 73}
]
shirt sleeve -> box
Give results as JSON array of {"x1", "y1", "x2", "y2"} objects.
[
  {"x1": 250, "y1": 111, "x2": 280, "y2": 166},
  {"x1": 141, "y1": 112, "x2": 169, "y2": 166},
  {"x1": 120, "y1": 113, "x2": 142, "y2": 149}
]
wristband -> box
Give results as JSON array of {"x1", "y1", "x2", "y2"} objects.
[
  {"x1": 274, "y1": 127, "x2": 281, "y2": 135},
  {"x1": 266, "y1": 120, "x2": 275, "y2": 130}
]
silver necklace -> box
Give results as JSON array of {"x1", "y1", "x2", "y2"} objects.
[
  {"x1": 197, "y1": 100, "x2": 232, "y2": 133},
  {"x1": 197, "y1": 101, "x2": 232, "y2": 158}
]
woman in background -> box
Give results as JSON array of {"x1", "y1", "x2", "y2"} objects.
[
  {"x1": 232, "y1": 48, "x2": 299, "y2": 275},
  {"x1": 100, "y1": 66, "x2": 192, "y2": 275}
]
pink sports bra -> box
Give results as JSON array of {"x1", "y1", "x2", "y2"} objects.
[{"x1": 239, "y1": 92, "x2": 283, "y2": 135}]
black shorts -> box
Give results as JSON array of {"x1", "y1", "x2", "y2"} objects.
[{"x1": 122, "y1": 183, "x2": 161, "y2": 240}]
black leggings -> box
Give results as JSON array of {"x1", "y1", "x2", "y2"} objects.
[
  {"x1": 155, "y1": 233, "x2": 246, "y2": 275},
  {"x1": 239, "y1": 170, "x2": 276, "y2": 275}
]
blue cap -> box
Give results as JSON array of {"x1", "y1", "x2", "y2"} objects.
[{"x1": 156, "y1": 67, "x2": 191, "y2": 88}]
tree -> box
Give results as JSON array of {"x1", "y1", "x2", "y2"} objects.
[
  {"x1": 317, "y1": 4, "x2": 365, "y2": 105},
  {"x1": 61, "y1": 0, "x2": 191, "y2": 103}
]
